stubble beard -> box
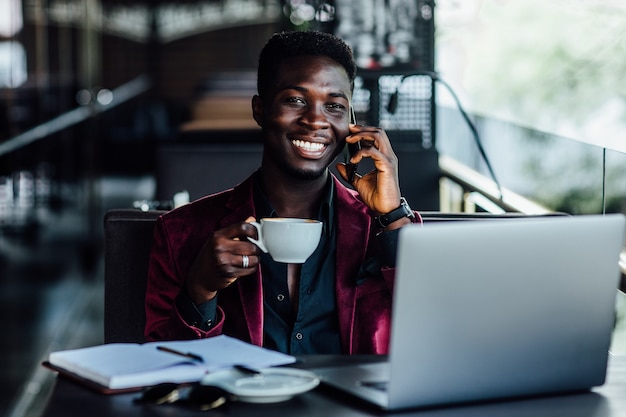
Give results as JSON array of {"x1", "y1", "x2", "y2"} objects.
[{"x1": 277, "y1": 157, "x2": 327, "y2": 181}]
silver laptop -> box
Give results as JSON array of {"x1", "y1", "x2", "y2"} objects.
[{"x1": 314, "y1": 214, "x2": 625, "y2": 410}]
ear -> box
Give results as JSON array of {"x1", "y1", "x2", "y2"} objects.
[{"x1": 252, "y1": 95, "x2": 263, "y2": 127}]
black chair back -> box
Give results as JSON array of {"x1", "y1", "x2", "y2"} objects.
[{"x1": 104, "y1": 209, "x2": 165, "y2": 343}]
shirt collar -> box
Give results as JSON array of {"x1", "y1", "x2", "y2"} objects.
[{"x1": 252, "y1": 172, "x2": 335, "y2": 233}]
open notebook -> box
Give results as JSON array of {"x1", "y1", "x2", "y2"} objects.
[
  {"x1": 314, "y1": 214, "x2": 625, "y2": 410},
  {"x1": 44, "y1": 335, "x2": 295, "y2": 393}
]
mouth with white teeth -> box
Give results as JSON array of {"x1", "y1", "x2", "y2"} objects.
[{"x1": 291, "y1": 139, "x2": 326, "y2": 152}]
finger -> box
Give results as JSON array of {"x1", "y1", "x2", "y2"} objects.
[
  {"x1": 214, "y1": 227, "x2": 258, "y2": 254},
  {"x1": 222, "y1": 276, "x2": 238, "y2": 287},
  {"x1": 335, "y1": 162, "x2": 362, "y2": 184},
  {"x1": 214, "y1": 223, "x2": 252, "y2": 241},
  {"x1": 348, "y1": 125, "x2": 391, "y2": 153},
  {"x1": 335, "y1": 162, "x2": 348, "y2": 182},
  {"x1": 231, "y1": 252, "x2": 259, "y2": 273},
  {"x1": 346, "y1": 143, "x2": 397, "y2": 176}
]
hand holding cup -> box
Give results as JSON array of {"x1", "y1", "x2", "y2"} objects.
[{"x1": 247, "y1": 218, "x2": 323, "y2": 263}]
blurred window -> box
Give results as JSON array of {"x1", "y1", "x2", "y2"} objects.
[
  {"x1": 0, "y1": 0, "x2": 26, "y2": 88},
  {"x1": 0, "y1": 0, "x2": 22, "y2": 37},
  {"x1": 0, "y1": 41, "x2": 26, "y2": 88}
]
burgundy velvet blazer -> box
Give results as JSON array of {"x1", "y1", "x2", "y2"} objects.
[{"x1": 144, "y1": 173, "x2": 418, "y2": 354}]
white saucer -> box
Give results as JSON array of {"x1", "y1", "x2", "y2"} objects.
[{"x1": 200, "y1": 367, "x2": 320, "y2": 403}]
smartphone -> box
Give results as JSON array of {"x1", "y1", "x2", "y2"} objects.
[{"x1": 345, "y1": 106, "x2": 360, "y2": 183}]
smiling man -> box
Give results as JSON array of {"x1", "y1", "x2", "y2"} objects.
[{"x1": 144, "y1": 31, "x2": 421, "y2": 354}]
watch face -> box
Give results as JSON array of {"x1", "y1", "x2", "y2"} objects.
[
  {"x1": 401, "y1": 198, "x2": 415, "y2": 217},
  {"x1": 376, "y1": 198, "x2": 414, "y2": 228}
]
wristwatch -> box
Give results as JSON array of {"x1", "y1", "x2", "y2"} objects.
[{"x1": 375, "y1": 197, "x2": 415, "y2": 228}]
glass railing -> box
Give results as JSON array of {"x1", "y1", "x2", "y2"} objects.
[
  {"x1": 437, "y1": 106, "x2": 626, "y2": 215},
  {"x1": 436, "y1": 105, "x2": 626, "y2": 280}
]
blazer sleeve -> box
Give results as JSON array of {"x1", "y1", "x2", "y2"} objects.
[{"x1": 144, "y1": 216, "x2": 225, "y2": 341}]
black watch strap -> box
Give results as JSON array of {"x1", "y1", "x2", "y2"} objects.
[{"x1": 375, "y1": 197, "x2": 415, "y2": 228}]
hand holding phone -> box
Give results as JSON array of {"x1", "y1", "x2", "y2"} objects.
[{"x1": 345, "y1": 106, "x2": 360, "y2": 183}]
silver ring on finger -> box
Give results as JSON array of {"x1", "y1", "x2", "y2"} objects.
[{"x1": 242, "y1": 254, "x2": 249, "y2": 268}]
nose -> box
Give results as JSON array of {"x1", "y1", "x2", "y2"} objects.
[{"x1": 299, "y1": 105, "x2": 330, "y2": 130}]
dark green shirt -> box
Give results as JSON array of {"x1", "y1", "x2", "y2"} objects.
[{"x1": 253, "y1": 175, "x2": 341, "y2": 354}]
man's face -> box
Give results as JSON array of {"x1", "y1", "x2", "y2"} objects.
[{"x1": 254, "y1": 55, "x2": 352, "y2": 180}]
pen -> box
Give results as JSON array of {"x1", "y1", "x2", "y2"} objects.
[
  {"x1": 156, "y1": 346, "x2": 204, "y2": 363},
  {"x1": 233, "y1": 364, "x2": 262, "y2": 376}
]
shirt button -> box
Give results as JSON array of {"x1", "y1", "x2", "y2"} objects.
[
  {"x1": 295, "y1": 332, "x2": 303, "y2": 341},
  {"x1": 277, "y1": 294, "x2": 285, "y2": 302}
]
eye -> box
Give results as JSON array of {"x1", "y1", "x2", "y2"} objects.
[
  {"x1": 285, "y1": 97, "x2": 306, "y2": 105},
  {"x1": 326, "y1": 102, "x2": 347, "y2": 115}
]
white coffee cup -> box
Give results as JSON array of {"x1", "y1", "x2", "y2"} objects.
[{"x1": 247, "y1": 218, "x2": 323, "y2": 263}]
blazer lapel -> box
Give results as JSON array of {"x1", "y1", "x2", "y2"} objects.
[{"x1": 333, "y1": 178, "x2": 371, "y2": 353}]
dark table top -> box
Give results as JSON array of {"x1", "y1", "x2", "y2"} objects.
[{"x1": 41, "y1": 354, "x2": 626, "y2": 417}]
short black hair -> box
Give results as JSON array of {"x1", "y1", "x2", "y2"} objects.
[{"x1": 257, "y1": 30, "x2": 356, "y2": 98}]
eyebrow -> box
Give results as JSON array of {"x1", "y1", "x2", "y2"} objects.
[{"x1": 282, "y1": 85, "x2": 349, "y2": 101}]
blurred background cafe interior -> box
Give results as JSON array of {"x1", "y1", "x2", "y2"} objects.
[{"x1": 0, "y1": 0, "x2": 625, "y2": 416}]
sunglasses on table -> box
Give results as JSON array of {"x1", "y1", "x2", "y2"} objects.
[
  {"x1": 134, "y1": 382, "x2": 233, "y2": 411},
  {"x1": 134, "y1": 364, "x2": 263, "y2": 410}
]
